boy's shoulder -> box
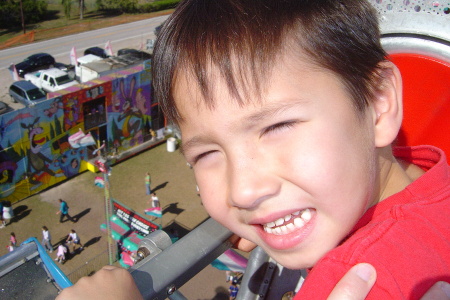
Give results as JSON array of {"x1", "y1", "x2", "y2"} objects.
[{"x1": 297, "y1": 146, "x2": 449, "y2": 298}]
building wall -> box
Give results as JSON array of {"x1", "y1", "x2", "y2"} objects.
[{"x1": 0, "y1": 65, "x2": 163, "y2": 203}]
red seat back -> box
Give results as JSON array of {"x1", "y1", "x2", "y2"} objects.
[{"x1": 390, "y1": 53, "x2": 450, "y2": 156}]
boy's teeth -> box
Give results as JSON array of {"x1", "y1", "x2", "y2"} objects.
[
  {"x1": 266, "y1": 221, "x2": 275, "y2": 228},
  {"x1": 275, "y1": 217, "x2": 284, "y2": 226},
  {"x1": 293, "y1": 217, "x2": 305, "y2": 228},
  {"x1": 301, "y1": 208, "x2": 312, "y2": 222},
  {"x1": 263, "y1": 208, "x2": 312, "y2": 236}
]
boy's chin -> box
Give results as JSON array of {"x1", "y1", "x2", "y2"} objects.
[{"x1": 266, "y1": 249, "x2": 318, "y2": 270}]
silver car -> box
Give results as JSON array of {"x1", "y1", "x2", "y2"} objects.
[{"x1": 9, "y1": 80, "x2": 47, "y2": 106}]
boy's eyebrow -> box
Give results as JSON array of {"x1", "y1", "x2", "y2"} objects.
[
  {"x1": 180, "y1": 99, "x2": 309, "y2": 155},
  {"x1": 244, "y1": 99, "x2": 309, "y2": 125},
  {"x1": 179, "y1": 136, "x2": 206, "y2": 155}
]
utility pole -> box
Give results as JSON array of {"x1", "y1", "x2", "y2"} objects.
[{"x1": 95, "y1": 140, "x2": 117, "y2": 265}]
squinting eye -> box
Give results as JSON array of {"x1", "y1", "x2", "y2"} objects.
[
  {"x1": 192, "y1": 150, "x2": 217, "y2": 164},
  {"x1": 262, "y1": 121, "x2": 297, "y2": 137}
]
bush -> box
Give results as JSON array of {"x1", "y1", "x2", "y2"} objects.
[{"x1": 139, "y1": 0, "x2": 181, "y2": 13}]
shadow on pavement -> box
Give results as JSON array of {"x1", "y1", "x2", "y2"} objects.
[
  {"x1": 152, "y1": 181, "x2": 168, "y2": 193},
  {"x1": 84, "y1": 236, "x2": 101, "y2": 248},
  {"x1": 10, "y1": 205, "x2": 31, "y2": 224},
  {"x1": 211, "y1": 287, "x2": 230, "y2": 300},
  {"x1": 72, "y1": 208, "x2": 91, "y2": 222},
  {"x1": 162, "y1": 202, "x2": 184, "y2": 216},
  {"x1": 53, "y1": 236, "x2": 69, "y2": 249}
]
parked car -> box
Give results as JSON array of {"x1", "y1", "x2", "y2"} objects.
[
  {"x1": 15, "y1": 53, "x2": 56, "y2": 78},
  {"x1": 55, "y1": 62, "x2": 76, "y2": 79},
  {"x1": 117, "y1": 48, "x2": 152, "y2": 60},
  {"x1": 24, "y1": 68, "x2": 78, "y2": 93},
  {"x1": 9, "y1": 80, "x2": 47, "y2": 106},
  {"x1": 84, "y1": 47, "x2": 109, "y2": 58},
  {"x1": 0, "y1": 101, "x2": 12, "y2": 115}
]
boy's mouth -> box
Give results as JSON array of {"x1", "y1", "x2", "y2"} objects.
[{"x1": 263, "y1": 208, "x2": 313, "y2": 235}]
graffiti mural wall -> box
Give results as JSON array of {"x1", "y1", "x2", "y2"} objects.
[{"x1": 0, "y1": 65, "x2": 163, "y2": 203}]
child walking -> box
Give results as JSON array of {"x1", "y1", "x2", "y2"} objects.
[
  {"x1": 42, "y1": 226, "x2": 53, "y2": 252},
  {"x1": 10, "y1": 232, "x2": 16, "y2": 247}
]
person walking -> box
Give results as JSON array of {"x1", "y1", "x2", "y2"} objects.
[
  {"x1": 66, "y1": 229, "x2": 83, "y2": 254},
  {"x1": 0, "y1": 201, "x2": 6, "y2": 228},
  {"x1": 151, "y1": 193, "x2": 160, "y2": 208},
  {"x1": 42, "y1": 226, "x2": 53, "y2": 252},
  {"x1": 145, "y1": 172, "x2": 152, "y2": 195},
  {"x1": 10, "y1": 232, "x2": 17, "y2": 247},
  {"x1": 56, "y1": 199, "x2": 75, "y2": 223}
]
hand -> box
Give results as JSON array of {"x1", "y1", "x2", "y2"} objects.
[
  {"x1": 420, "y1": 281, "x2": 450, "y2": 300},
  {"x1": 327, "y1": 263, "x2": 376, "y2": 300},
  {"x1": 229, "y1": 235, "x2": 257, "y2": 252},
  {"x1": 56, "y1": 266, "x2": 143, "y2": 300},
  {"x1": 329, "y1": 263, "x2": 450, "y2": 300}
]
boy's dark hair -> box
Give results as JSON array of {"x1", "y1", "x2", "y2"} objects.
[{"x1": 153, "y1": 0, "x2": 388, "y2": 123}]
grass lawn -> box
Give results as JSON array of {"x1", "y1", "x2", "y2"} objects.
[{"x1": 0, "y1": 2, "x2": 173, "y2": 47}]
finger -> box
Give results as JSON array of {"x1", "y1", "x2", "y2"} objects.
[
  {"x1": 420, "y1": 281, "x2": 450, "y2": 300},
  {"x1": 327, "y1": 263, "x2": 377, "y2": 300},
  {"x1": 229, "y1": 235, "x2": 257, "y2": 252}
]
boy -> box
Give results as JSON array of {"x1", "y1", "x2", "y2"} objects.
[{"x1": 151, "y1": 0, "x2": 449, "y2": 298}]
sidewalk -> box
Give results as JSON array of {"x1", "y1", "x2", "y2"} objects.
[{"x1": 0, "y1": 142, "x2": 230, "y2": 299}]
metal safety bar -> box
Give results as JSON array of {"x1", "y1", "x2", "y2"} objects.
[
  {"x1": 129, "y1": 217, "x2": 304, "y2": 300},
  {"x1": 129, "y1": 218, "x2": 233, "y2": 299}
]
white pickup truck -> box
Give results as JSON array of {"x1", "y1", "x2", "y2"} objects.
[{"x1": 24, "y1": 68, "x2": 78, "y2": 93}]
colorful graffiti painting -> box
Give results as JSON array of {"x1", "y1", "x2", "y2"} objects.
[{"x1": 0, "y1": 65, "x2": 161, "y2": 203}]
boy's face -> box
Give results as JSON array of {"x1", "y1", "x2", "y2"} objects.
[{"x1": 174, "y1": 55, "x2": 378, "y2": 269}]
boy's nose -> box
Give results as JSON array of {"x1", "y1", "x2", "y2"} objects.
[{"x1": 228, "y1": 154, "x2": 279, "y2": 209}]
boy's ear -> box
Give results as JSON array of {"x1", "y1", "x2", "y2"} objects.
[{"x1": 371, "y1": 61, "x2": 403, "y2": 148}]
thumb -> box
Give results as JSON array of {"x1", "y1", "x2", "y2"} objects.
[{"x1": 327, "y1": 263, "x2": 377, "y2": 300}]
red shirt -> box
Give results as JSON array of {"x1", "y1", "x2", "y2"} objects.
[{"x1": 295, "y1": 146, "x2": 450, "y2": 299}]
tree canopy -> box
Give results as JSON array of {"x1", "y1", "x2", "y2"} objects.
[{"x1": 0, "y1": 0, "x2": 48, "y2": 29}]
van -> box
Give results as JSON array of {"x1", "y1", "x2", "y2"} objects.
[{"x1": 9, "y1": 81, "x2": 47, "y2": 106}]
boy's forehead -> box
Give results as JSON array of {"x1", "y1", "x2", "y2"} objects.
[
  {"x1": 172, "y1": 47, "x2": 315, "y2": 115},
  {"x1": 172, "y1": 66, "x2": 262, "y2": 116}
]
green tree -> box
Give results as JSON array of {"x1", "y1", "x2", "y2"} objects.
[
  {"x1": 61, "y1": 0, "x2": 72, "y2": 19},
  {"x1": 0, "y1": 0, "x2": 48, "y2": 28}
]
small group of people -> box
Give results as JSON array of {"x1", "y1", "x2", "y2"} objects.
[
  {"x1": 39, "y1": 199, "x2": 83, "y2": 264},
  {"x1": 55, "y1": 229, "x2": 84, "y2": 264},
  {"x1": 43, "y1": 226, "x2": 83, "y2": 264}
]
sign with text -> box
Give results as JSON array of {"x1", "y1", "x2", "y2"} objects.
[{"x1": 112, "y1": 200, "x2": 160, "y2": 236}]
